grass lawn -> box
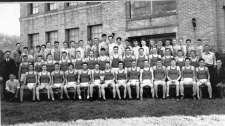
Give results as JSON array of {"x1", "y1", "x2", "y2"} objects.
[{"x1": 1, "y1": 98, "x2": 225, "y2": 125}]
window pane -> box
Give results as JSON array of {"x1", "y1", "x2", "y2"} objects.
[
  {"x1": 91, "y1": 25, "x2": 102, "y2": 40},
  {"x1": 68, "y1": 28, "x2": 79, "y2": 42},
  {"x1": 152, "y1": 0, "x2": 176, "y2": 15},
  {"x1": 48, "y1": 31, "x2": 58, "y2": 43},
  {"x1": 132, "y1": 1, "x2": 151, "y2": 18},
  {"x1": 49, "y1": 3, "x2": 57, "y2": 10}
]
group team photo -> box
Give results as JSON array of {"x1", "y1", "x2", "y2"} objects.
[
  {"x1": 1, "y1": 1, "x2": 225, "y2": 125},
  {"x1": 1, "y1": 33, "x2": 225, "y2": 102}
]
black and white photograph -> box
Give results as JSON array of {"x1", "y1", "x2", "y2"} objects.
[{"x1": 1, "y1": 0, "x2": 225, "y2": 125}]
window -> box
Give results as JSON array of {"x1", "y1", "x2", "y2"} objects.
[
  {"x1": 29, "y1": 3, "x2": 39, "y2": 14},
  {"x1": 128, "y1": 0, "x2": 176, "y2": 19},
  {"x1": 88, "y1": 25, "x2": 102, "y2": 40},
  {"x1": 152, "y1": 0, "x2": 177, "y2": 16},
  {"x1": 46, "y1": 31, "x2": 58, "y2": 43},
  {"x1": 132, "y1": 1, "x2": 152, "y2": 18},
  {"x1": 65, "y1": 28, "x2": 79, "y2": 42},
  {"x1": 28, "y1": 33, "x2": 39, "y2": 48},
  {"x1": 46, "y1": 3, "x2": 57, "y2": 11}
]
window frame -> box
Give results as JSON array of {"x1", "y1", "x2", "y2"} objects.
[{"x1": 65, "y1": 28, "x2": 79, "y2": 42}]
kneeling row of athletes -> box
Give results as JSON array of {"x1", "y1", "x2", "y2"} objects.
[{"x1": 20, "y1": 57, "x2": 212, "y2": 102}]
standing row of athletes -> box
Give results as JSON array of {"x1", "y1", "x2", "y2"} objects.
[{"x1": 16, "y1": 35, "x2": 216, "y2": 102}]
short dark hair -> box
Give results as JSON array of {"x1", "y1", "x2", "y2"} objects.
[
  {"x1": 54, "y1": 41, "x2": 59, "y2": 44},
  {"x1": 23, "y1": 47, "x2": 28, "y2": 49},
  {"x1": 113, "y1": 46, "x2": 118, "y2": 49},
  {"x1": 108, "y1": 35, "x2": 113, "y2": 38},
  {"x1": 199, "y1": 58, "x2": 205, "y2": 62},
  {"x1": 101, "y1": 34, "x2": 107, "y2": 37},
  {"x1": 185, "y1": 57, "x2": 191, "y2": 61},
  {"x1": 54, "y1": 62, "x2": 59, "y2": 66},
  {"x1": 100, "y1": 48, "x2": 106, "y2": 51},
  {"x1": 82, "y1": 62, "x2": 88, "y2": 65},
  {"x1": 16, "y1": 43, "x2": 20, "y2": 46},
  {"x1": 116, "y1": 37, "x2": 122, "y2": 41},
  {"x1": 36, "y1": 45, "x2": 41, "y2": 48},
  {"x1": 41, "y1": 44, "x2": 46, "y2": 48},
  {"x1": 23, "y1": 55, "x2": 28, "y2": 58},
  {"x1": 186, "y1": 39, "x2": 191, "y2": 43},
  {"x1": 68, "y1": 63, "x2": 74, "y2": 67}
]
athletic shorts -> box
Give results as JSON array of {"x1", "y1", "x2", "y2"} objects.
[
  {"x1": 127, "y1": 79, "x2": 139, "y2": 86},
  {"x1": 141, "y1": 80, "x2": 153, "y2": 87},
  {"x1": 91, "y1": 80, "x2": 101, "y2": 86},
  {"x1": 52, "y1": 83, "x2": 63, "y2": 88},
  {"x1": 26, "y1": 83, "x2": 36, "y2": 90},
  {"x1": 167, "y1": 80, "x2": 179, "y2": 86},
  {"x1": 117, "y1": 80, "x2": 127, "y2": 87},
  {"x1": 65, "y1": 82, "x2": 77, "y2": 88},
  {"x1": 102, "y1": 80, "x2": 115, "y2": 88},
  {"x1": 197, "y1": 79, "x2": 210, "y2": 86},
  {"x1": 38, "y1": 83, "x2": 49, "y2": 90},
  {"x1": 181, "y1": 78, "x2": 195, "y2": 85},
  {"x1": 154, "y1": 80, "x2": 166, "y2": 86},
  {"x1": 79, "y1": 82, "x2": 89, "y2": 87}
]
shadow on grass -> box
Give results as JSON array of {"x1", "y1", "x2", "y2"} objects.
[{"x1": 1, "y1": 98, "x2": 225, "y2": 125}]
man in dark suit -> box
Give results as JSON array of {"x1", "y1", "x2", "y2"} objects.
[
  {"x1": 0, "y1": 50, "x2": 4, "y2": 99},
  {"x1": 1, "y1": 50, "x2": 17, "y2": 99},
  {"x1": 213, "y1": 59, "x2": 225, "y2": 98}
]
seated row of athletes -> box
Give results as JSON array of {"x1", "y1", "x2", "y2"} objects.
[{"x1": 19, "y1": 46, "x2": 212, "y2": 102}]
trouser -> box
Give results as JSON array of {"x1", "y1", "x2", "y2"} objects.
[
  {"x1": 0, "y1": 79, "x2": 4, "y2": 100},
  {"x1": 5, "y1": 90, "x2": 16, "y2": 101}
]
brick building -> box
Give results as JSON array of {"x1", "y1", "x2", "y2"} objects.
[{"x1": 20, "y1": 0, "x2": 225, "y2": 50}]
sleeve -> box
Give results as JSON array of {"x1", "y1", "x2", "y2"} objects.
[
  {"x1": 15, "y1": 80, "x2": 20, "y2": 88},
  {"x1": 5, "y1": 80, "x2": 9, "y2": 91}
]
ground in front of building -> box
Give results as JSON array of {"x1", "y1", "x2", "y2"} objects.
[{"x1": 1, "y1": 98, "x2": 225, "y2": 126}]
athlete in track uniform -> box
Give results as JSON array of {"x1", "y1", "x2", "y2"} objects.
[
  {"x1": 189, "y1": 50, "x2": 199, "y2": 67},
  {"x1": 153, "y1": 60, "x2": 167, "y2": 99},
  {"x1": 196, "y1": 59, "x2": 212, "y2": 99},
  {"x1": 90, "y1": 63, "x2": 102, "y2": 100},
  {"x1": 98, "y1": 48, "x2": 110, "y2": 71},
  {"x1": 101, "y1": 62, "x2": 116, "y2": 100},
  {"x1": 115, "y1": 61, "x2": 127, "y2": 100},
  {"x1": 137, "y1": 48, "x2": 148, "y2": 69},
  {"x1": 60, "y1": 51, "x2": 70, "y2": 72},
  {"x1": 110, "y1": 46, "x2": 122, "y2": 72},
  {"x1": 20, "y1": 64, "x2": 37, "y2": 102},
  {"x1": 127, "y1": 60, "x2": 140, "y2": 99},
  {"x1": 140, "y1": 60, "x2": 154, "y2": 100},
  {"x1": 34, "y1": 55, "x2": 44, "y2": 72},
  {"x1": 149, "y1": 48, "x2": 161, "y2": 67},
  {"x1": 162, "y1": 48, "x2": 173, "y2": 67},
  {"x1": 166, "y1": 58, "x2": 181, "y2": 98},
  {"x1": 36, "y1": 64, "x2": 53, "y2": 101},
  {"x1": 45, "y1": 54, "x2": 56, "y2": 73},
  {"x1": 175, "y1": 50, "x2": 185, "y2": 68},
  {"x1": 123, "y1": 47, "x2": 135, "y2": 68},
  {"x1": 51, "y1": 41, "x2": 61, "y2": 62},
  {"x1": 51, "y1": 63, "x2": 65, "y2": 100},
  {"x1": 73, "y1": 51, "x2": 84, "y2": 72},
  {"x1": 87, "y1": 50, "x2": 98, "y2": 71},
  {"x1": 19, "y1": 55, "x2": 29, "y2": 83},
  {"x1": 77, "y1": 62, "x2": 91, "y2": 100},
  {"x1": 64, "y1": 63, "x2": 78, "y2": 100},
  {"x1": 180, "y1": 58, "x2": 197, "y2": 99}
]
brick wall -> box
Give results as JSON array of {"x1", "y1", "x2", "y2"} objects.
[{"x1": 177, "y1": 0, "x2": 217, "y2": 47}]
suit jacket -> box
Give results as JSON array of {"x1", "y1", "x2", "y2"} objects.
[
  {"x1": 1, "y1": 58, "x2": 17, "y2": 81},
  {"x1": 212, "y1": 67, "x2": 225, "y2": 85}
]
